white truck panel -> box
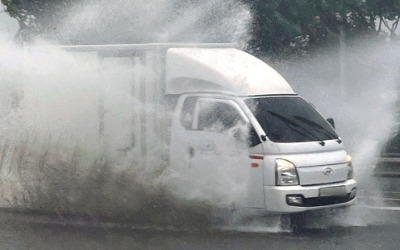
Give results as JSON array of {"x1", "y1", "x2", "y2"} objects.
[
  {"x1": 59, "y1": 48, "x2": 172, "y2": 173},
  {"x1": 165, "y1": 48, "x2": 295, "y2": 96}
]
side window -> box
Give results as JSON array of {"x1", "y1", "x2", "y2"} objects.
[
  {"x1": 196, "y1": 101, "x2": 242, "y2": 133},
  {"x1": 180, "y1": 97, "x2": 197, "y2": 130}
]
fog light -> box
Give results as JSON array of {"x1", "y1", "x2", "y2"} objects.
[
  {"x1": 286, "y1": 195, "x2": 304, "y2": 206},
  {"x1": 349, "y1": 187, "x2": 357, "y2": 199}
]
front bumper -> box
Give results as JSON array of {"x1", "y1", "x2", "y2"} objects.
[{"x1": 264, "y1": 179, "x2": 357, "y2": 213}]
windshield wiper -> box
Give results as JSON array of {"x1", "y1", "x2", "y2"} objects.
[
  {"x1": 267, "y1": 111, "x2": 326, "y2": 145},
  {"x1": 292, "y1": 116, "x2": 342, "y2": 144}
]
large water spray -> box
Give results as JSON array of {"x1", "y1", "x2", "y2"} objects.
[
  {"x1": 1, "y1": 1, "x2": 399, "y2": 231},
  {"x1": 0, "y1": 0, "x2": 252, "y2": 228}
]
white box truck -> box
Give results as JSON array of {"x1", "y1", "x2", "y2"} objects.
[{"x1": 52, "y1": 43, "x2": 357, "y2": 215}]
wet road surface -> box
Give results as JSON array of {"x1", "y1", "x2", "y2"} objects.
[{"x1": 0, "y1": 208, "x2": 399, "y2": 250}]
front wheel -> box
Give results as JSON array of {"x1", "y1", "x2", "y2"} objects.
[{"x1": 289, "y1": 212, "x2": 308, "y2": 234}]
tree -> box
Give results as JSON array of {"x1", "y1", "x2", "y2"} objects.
[
  {"x1": 244, "y1": 0, "x2": 400, "y2": 57},
  {"x1": 366, "y1": 0, "x2": 400, "y2": 39},
  {"x1": 1, "y1": 0, "x2": 251, "y2": 45},
  {"x1": 4, "y1": 0, "x2": 400, "y2": 55},
  {"x1": 1, "y1": 0, "x2": 77, "y2": 42}
]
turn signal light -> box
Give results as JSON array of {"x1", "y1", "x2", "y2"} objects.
[{"x1": 251, "y1": 162, "x2": 259, "y2": 168}]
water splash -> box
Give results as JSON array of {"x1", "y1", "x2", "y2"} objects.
[
  {"x1": 272, "y1": 39, "x2": 400, "y2": 228},
  {"x1": 0, "y1": 1, "x2": 253, "y2": 230},
  {"x1": 35, "y1": 0, "x2": 251, "y2": 46},
  {"x1": 3, "y1": 1, "x2": 398, "y2": 232}
]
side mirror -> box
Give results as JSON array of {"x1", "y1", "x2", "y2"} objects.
[
  {"x1": 327, "y1": 118, "x2": 335, "y2": 129},
  {"x1": 247, "y1": 127, "x2": 263, "y2": 147}
]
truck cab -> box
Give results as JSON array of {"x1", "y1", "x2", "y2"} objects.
[{"x1": 167, "y1": 47, "x2": 356, "y2": 213}]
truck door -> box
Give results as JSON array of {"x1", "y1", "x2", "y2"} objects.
[{"x1": 175, "y1": 96, "x2": 256, "y2": 206}]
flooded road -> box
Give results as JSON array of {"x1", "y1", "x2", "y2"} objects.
[{"x1": 0, "y1": 208, "x2": 399, "y2": 250}]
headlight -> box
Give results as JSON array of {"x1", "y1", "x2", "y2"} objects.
[
  {"x1": 347, "y1": 154, "x2": 354, "y2": 179},
  {"x1": 275, "y1": 159, "x2": 299, "y2": 186}
]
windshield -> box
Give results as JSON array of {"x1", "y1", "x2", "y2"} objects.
[{"x1": 245, "y1": 96, "x2": 338, "y2": 143}]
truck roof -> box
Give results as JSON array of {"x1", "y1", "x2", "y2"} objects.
[
  {"x1": 165, "y1": 48, "x2": 295, "y2": 96},
  {"x1": 26, "y1": 43, "x2": 295, "y2": 96}
]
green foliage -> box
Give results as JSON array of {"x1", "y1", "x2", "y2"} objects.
[
  {"x1": 1, "y1": 0, "x2": 77, "y2": 41},
  {"x1": 366, "y1": 0, "x2": 400, "y2": 37},
  {"x1": 2, "y1": 0, "x2": 400, "y2": 56},
  {"x1": 245, "y1": 0, "x2": 400, "y2": 57}
]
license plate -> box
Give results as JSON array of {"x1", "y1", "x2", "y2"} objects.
[{"x1": 319, "y1": 186, "x2": 346, "y2": 197}]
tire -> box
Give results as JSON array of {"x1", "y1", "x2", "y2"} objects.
[{"x1": 289, "y1": 212, "x2": 308, "y2": 234}]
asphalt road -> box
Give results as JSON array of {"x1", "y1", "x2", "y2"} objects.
[
  {"x1": 0, "y1": 172, "x2": 396, "y2": 250},
  {"x1": 0, "y1": 206, "x2": 399, "y2": 250}
]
